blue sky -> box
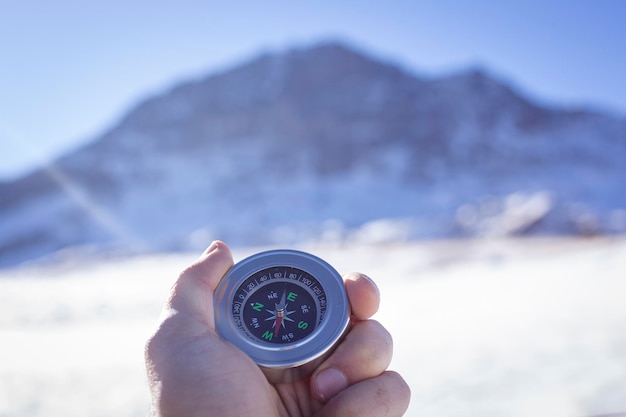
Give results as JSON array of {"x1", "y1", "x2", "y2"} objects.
[{"x1": 1, "y1": 0, "x2": 625, "y2": 179}]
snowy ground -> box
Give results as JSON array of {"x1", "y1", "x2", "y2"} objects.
[{"x1": 1, "y1": 237, "x2": 625, "y2": 417}]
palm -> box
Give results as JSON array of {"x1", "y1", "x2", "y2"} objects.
[{"x1": 150, "y1": 312, "x2": 321, "y2": 417}]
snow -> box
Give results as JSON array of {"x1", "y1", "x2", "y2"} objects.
[
  {"x1": 1, "y1": 237, "x2": 625, "y2": 417},
  {"x1": 456, "y1": 191, "x2": 553, "y2": 236}
]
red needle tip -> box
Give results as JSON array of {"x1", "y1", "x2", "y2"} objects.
[{"x1": 274, "y1": 316, "x2": 283, "y2": 336}]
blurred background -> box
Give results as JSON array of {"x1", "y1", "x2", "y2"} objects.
[{"x1": 1, "y1": 1, "x2": 625, "y2": 416}]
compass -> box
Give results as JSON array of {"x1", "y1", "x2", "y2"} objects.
[{"x1": 214, "y1": 249, "x2": 350, "y2": 383}]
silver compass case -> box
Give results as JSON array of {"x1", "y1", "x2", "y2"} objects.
[{"x1": 214, "y1": 249, "x2": 351, "y2": 383}]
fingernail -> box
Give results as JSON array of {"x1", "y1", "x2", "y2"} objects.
[
  {"x1": 314, "y1": 368, "x2": 348, "y2": 402},
  {"x1": 205, "y1": 240, "x2": 220, "y2": 254},
  {"x1": 346, "y1": 273, "x2": 380, "y2": 298},
  {"x1": 362, "y1": 274, "x2": 380, "y2": 298}
]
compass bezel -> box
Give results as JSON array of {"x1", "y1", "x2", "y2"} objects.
[{"x1": 214, "y1": 249, "x2": 350, "y2": 382}]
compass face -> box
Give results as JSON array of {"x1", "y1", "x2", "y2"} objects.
[
  {"x1": 235, "y1": 266, "x2": 325, "y2": 345},
  {"x1": 214, "y1": 250, "x2": 350, "y2": 383}
]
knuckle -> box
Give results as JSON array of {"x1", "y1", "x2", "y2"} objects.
[
  {"x1": 384, "y1": 371, "x2": 412, "y2": 415},
  {"x1": 362, "y1": 319, "x2": 394, "y2": 352},
  {"x1": 350, "y1": 320, "x2": 394, "y2": 368}
]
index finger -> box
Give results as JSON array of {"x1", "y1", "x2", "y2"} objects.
[{"x1": 344, "y1": 272, "x2": 380, "y2": 320}]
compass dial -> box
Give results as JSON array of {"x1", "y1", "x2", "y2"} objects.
[
  {"x1": 235, "y1": 266, "x2": 324, "y2": 344},
  {"x1": 214, "y1": 250, "x2": 350, "y2": 383}
]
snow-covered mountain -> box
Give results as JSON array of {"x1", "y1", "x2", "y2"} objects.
[{"x1": 1, "y1": 42, "x2": 625, "y2": 266}]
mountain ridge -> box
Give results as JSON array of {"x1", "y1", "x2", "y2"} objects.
[{"x1": 1, "y1": 41, "x2": 625, "y2": 267}]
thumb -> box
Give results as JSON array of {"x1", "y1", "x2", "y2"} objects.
[{"x1": 165, "y1": 240, "x2": 234, "y2": 329}]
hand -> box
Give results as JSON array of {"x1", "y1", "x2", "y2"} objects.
[{"x1": 145, "y1": 241, "x2": 410, "y2": 417}]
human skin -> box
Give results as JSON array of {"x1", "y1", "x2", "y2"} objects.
[{"x1": 145, "y1": 241, "x2": 411, "y2": 417}]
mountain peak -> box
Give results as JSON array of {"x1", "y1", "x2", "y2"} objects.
[{"x1": 220, "y1": 40, "x2": 414, "y2": 97}]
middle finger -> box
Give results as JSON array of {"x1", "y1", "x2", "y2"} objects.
[{"x1": 310, "y1": 319, "x2": 393, "y2": 402}]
